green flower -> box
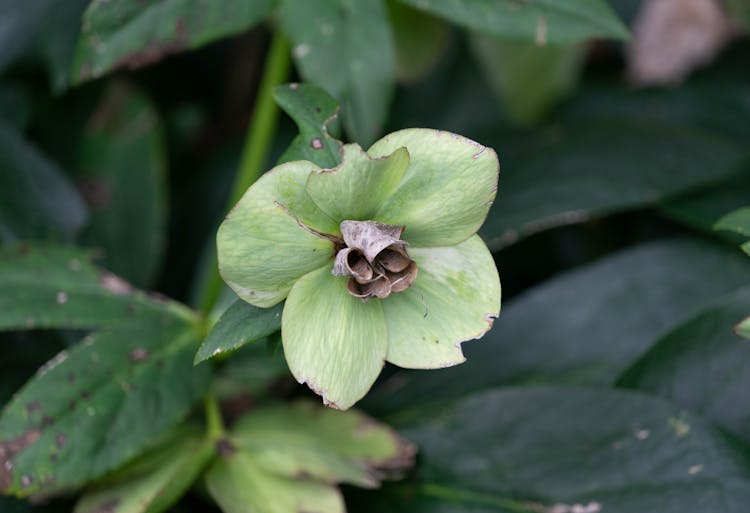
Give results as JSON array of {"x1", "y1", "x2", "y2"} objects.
[{"x1": 217, "y1": 129, "x2": 501, "y2": 409}]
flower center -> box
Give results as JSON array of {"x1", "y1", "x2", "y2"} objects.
[{"x1": 332, "y1": 220, "x2": 418, "y2": 300}]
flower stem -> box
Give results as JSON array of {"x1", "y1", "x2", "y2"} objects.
[
  {"x1": 199, "y1": 30, "x2": 292, "y2": 316},
  {"x1": 199, "y1": 30, "x2": 292, "y2": 439},
  {"x1": 204, "y1": 393, "x2": 225, "y2": 441}
]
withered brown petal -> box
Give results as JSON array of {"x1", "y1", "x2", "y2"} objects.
[
  {"x1": 333, "y1": 248, "x2": 375, "y2": 284},
  {"x1": 377, "y1": 246, "x2": 412, "y2": 273},
  {"x1": 347, "y1": 275, "x2": 393, "y2": 301},
  {"x1": 340, "y1": 220, "x2": 405, "y2": 263},
  {"x1": 389, "y1": 261, "x2": 418, "y2": 293}
]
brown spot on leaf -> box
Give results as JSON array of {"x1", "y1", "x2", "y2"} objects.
[
  {"x1": 78, "y1": 179, "x2": 112, "y2": 210},
  {"x1": 129, "y1": 348, "x2": 149, "y2": 362},
  {"x1": 56, "y1": 433, "x2": 67, "y2": 450},
  {"x1": 94, "y1": 499, "x2": 120, "y2": 513},
  {"x1": 20, "y1": 475, "x2": 32, "y2": 488},
  {"x1": 215, "y1": 438, "x2": 236, "y2": 457},
  {"x1": 0, "y1": 429, "x2": 42, "y2": 490},
  {"x1": 25, "y1": 402, "x2": 42, "y2": 415},
  {"x1": 100, "y1": 272, "x2": 134, "y2": 295},
  {"x1": 311, "y1": 137, "x2": 324, "y2": 149}
]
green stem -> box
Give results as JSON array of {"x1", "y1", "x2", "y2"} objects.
[
  {"x1": 204, "y1": 393, "x2": 225, "y2": 441},
  {"x1": 199, "y1": 30, "x2": 292, "y2": 439},
  {"x1": 199, "y1": 30, "x2": 292, "y2": 316}
]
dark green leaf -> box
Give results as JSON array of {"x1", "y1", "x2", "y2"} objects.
[
  {"x1": 0, "y1": 0, "x2": 88, "y2": 91},
  {"x1": 660, "y1": 166, "x2": 750, "y2": 238},
  {"x1": 560, "y1": 81, "x2": 750, "y2": 145},
  {"x1": 74, "y1": 426, "x2": 213, "y2": 513},
  {"x1": 618, "y1": 286, "x2": 750, "y2": 443},
  {"x1": 0, "y1": 245, "x2": 189, "y2": 331},
  {"x1": 0, "y1": 0, "x2": 47, "y2": 73},
  {"x1": 278, "y1": 0, "x2": 395, "y2": 145},
  {"x1": 0, "y1": 85, "x2": 31, "y2": 129},
  {"x1": 366, "y1": 238, "x2": 750, "y2": 415},
  {"x1": 377, "y1": 387, "x2": 750, "y2": 513},
  {"x1": 388, "y1": 0, "x2": 449, "y2": 83},
  {"x1": 0, "y1": 119, "x2": 88, "y2": 243},
  {"x1": 194, "y1": 300, "x2": 282, "y2": 364},
  {"x1": 398, "y1": 0, "x2": 629, "y2": 44},
  {"x1": 469, "y1": 33, "x2": 584, "y2": 125},
  {"x1": 0, "y1": 316, "x2": 211, "y2": 497},
  {"x1": 78, "y1": 81, "x2": 168, "y2": 288},
  {"x1": 274, "y1": 83, "x2": 343, "y2": 169},
  {"x1": 480, "y1": 120, "x2": 744, "y2": 250},
  {"x1": 72, "y1": 0, "x2": 275, "y2": 83}
]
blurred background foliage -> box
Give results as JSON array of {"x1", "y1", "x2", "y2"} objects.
[{"x1": 2, "y1": 0, "x2": 750, "y2": 512}]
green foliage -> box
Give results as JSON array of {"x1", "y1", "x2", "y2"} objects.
[
  {"x1": 194, "y1": 300, "x2": 282, "y2": 364},
  {"x1": 0, "y1": 120, "x2": 88, "y2": 243},
  {"x1": 480, "y1": 120, "x2": 745, "y2": 250},
  {"x1": 3, "y1": 2, "x2": 750, "y2": 512},
  {"x1": 373, "y1": 387, "x2": 750, "y2": 512},
  {"x1": 278, "y1": 0, "x2": 395, "y2": 145},
  {"x1": 273, "y1": 83, "x2": 343, "y2": 168},
  {"x1": 72, "y1": 0, "x2": 274, "y2": 83},
  {"x1": 716, "y1": 207, "x2": 750, "y2": 255},
  {"x1": 75, "y1": 427, "x2": 212, "y2": 513},
  {"x1": 397, "y1": 0, "x2": 629, "y2": 44},
  {"x1": 77, "y1": 81, "x2": 168, "y2": 287}
]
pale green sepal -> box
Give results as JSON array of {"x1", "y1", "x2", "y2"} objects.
[
  {"x1": 230, "y1": 400, "x2": 414, "y2": 488},
  {"x1": 736, "y1": 315, "x2": 750, "y2": 340},
  {"x1": 306, "y1": 143, "x2": 410, "y2": 222},
  {"x1": 205, "y1": 452, "x2": 344, "y2": 513},
  {"x1": 368, "y1": 128, "x2": 499, "y2": 247},
  {"x1": 75, "y1": 427, "x2": 212, "y2": 513},
  {"x1": 384, "y1": 235, "x2": 501, "y2": 369},
  {"x1": 282, "y1": 266, "x2": 388, "y2": 410},
  {"x1": 217, "y1": 160, "x2": 337, "y2": 308}
]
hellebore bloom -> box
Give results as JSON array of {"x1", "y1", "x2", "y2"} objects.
[{"x1": 217, "y1": 129, "x2": 501, "y2": 409}]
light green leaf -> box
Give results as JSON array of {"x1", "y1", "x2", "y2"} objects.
[
  {"x1": 195, "y1": 300, "x2": 283, "y2": 364},
  {"x1": 78, "y1": 81, "x2": 168, "y2": 288},
  {"x1": 737, "y1": 316, "x2": 750, "y2": 340},
  {"x1": 365, "y1": 238, "x2": 750, "y2": 415},
  {"x1": 307, "y1": 144, "x2": 409, "y2": 222},
  {"x1": 0, "y1": 316, "x2": 211, "y2": 497},
  {"x1": 282, "y1": 266, "x2": 387, "y2": 410},
  {"x1": 230, "y1": 400, "x2": 414, "y2": 488},
  {"x1": 75, "y1": 427, "x2": 212, "y2": 513},
  {"x1": 72, "y1": 0, "x2": 275, "y2": 83},
  {"x1": 0, "y1": 245, "x2": 188, "y2": 331},
  {"x1": 618, "y1": 286, "x2": 750, "y2": 444},
  {"x1": 480, "y1": 120, "x2": 744, "y2": 250},
  {"x1": 368, "y1": 129, "x2": 499, "y2": 247},
  {"x1": 715, "y1": 207, "x2": 750, "y2": 237},
  {"x1": 398, "y1": 0, "x2": 629, "y2": 44},
  {"x1": 217, "y1": 161, "x2": 337, "y2": 308},
  {"x1": 278, "y1": 0, "x2": 395, "y2": 145},
  {"x1": 274, "y1": 83, "x2": 343, "y2": 169},
  {"x1": 206, "y1": 451, "x2": 345, "y2": 513},
  {"x1": 384, "y1": 235, "x2": 500, "y2": 369},
  {"x1": 374, "y1": 387, "x2": 750, "y2": 513},
  {"x1": 0, "y1": 119, "x2": 87, "y2": 243},
  {"x1": 470, "y1": 32, "x2": 584, "y2": 125},
  {"x1": 388, "y1": 0, "x2": 449, "y2": 83}
]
